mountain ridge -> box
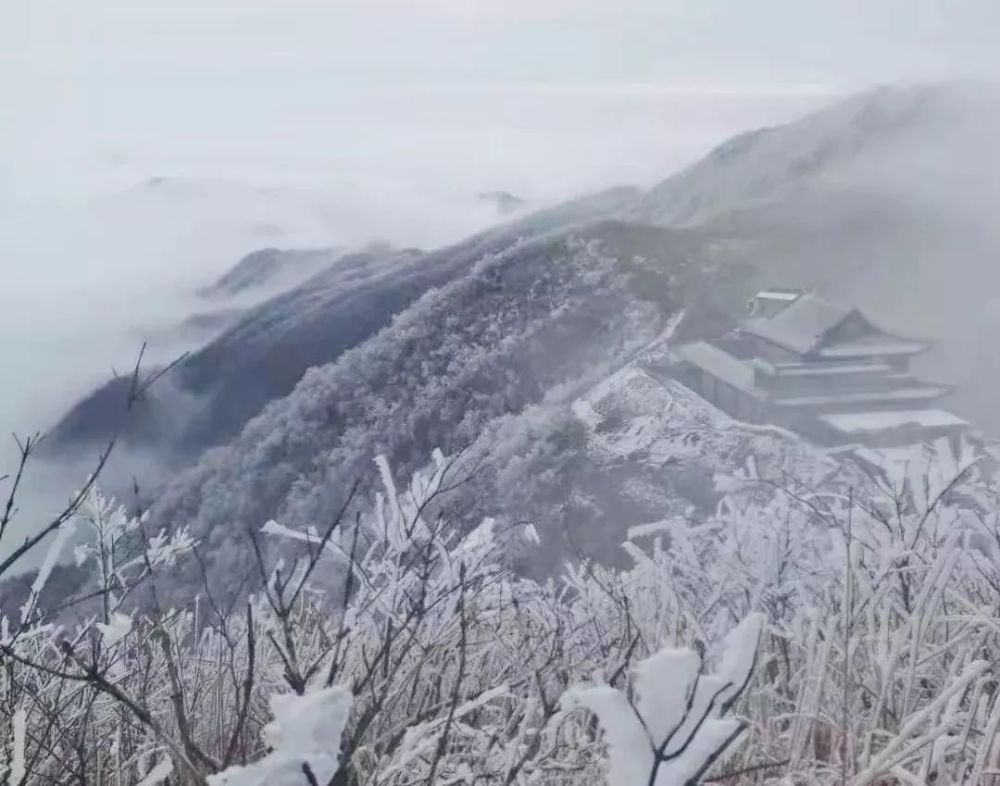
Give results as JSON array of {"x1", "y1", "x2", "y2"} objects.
[{"x1": 42, "y1": 186, "x2": 645, "y2": 472}]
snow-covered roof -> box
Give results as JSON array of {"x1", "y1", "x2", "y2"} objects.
[
  {"x1": 818, "y1": 336, "x2": 929, "y2": 358},
  {"x1": 743, "y1": 294, "x2": 855, "y2": 354},
  {"x1": 819, "y1": 409, "x2": 968, "y2": 434},
  {"x1": 754, "y1": 359, "x2": 890, "y2": 377},
  {"x1": 742, "y1": 293, "x2": 928, "y2": 358},
  {"x1": 774, "y1": 385, "x2": 949, "y2": 408},
  {"x1": 755, "y1": 289, "x2": 801, "y2": 301},
  {"x1": 674, "y1": 341, "x2": 760, "y2": 396}
]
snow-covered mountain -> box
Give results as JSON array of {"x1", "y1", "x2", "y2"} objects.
[
  {"x1": 632, "y1": 82, "x2": 1000, "y2": 227},
  {"x1": 38, "y1": 82, "x2": 1000, "y2": 593},
  {"x1": 631, "y1": 82, "x2": 1000, "y2": 435},
  {"x1": 43, "y1": 188, "x2": 642, "y2": 473},
  {"x1": 200, "y1": 247, "x2": 340, "y2": 300},
  {"x1": 138, "y1": 218, "x2": 755, "y2": 598}
]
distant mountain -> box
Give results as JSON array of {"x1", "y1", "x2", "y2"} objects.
[
  {"x1": 477, "y1": 191, "x2": 528, "y2": 215},
  {"x1": 201, "y1": 247, "x2": 337, "y2": 299},
  {"x1": 176, "y1": 307, "x2": 248, "y2": 338},
  {"x1": 45, "y1": 245, "x2": 420, "y2": 469},
  {"x1": 632, "y1": 82, "x2": 1000, "y2": 227}
]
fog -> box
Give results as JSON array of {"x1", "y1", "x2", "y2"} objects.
[
  {"x1": 4, "y1": 0, "x2": 1000, "y2": 556},
  {"x1": 0, "y1": 84, "x2": 837, "y2": 559},
  {"x1": 1, "y1": 84, "x2": 838, "y2": 435}
]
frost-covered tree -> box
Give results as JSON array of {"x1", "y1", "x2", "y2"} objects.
[{"x1": 7, "y1": 435, "x2": 1000, "y2": 785}]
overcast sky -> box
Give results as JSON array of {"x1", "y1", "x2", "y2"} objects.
[{"x1": 3, "y1": 0, "x2": 999, "y2": 199}]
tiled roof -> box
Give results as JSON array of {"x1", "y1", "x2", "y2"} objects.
[{"x1": 742, "y1": 294, "x2": 854, "y2": 354}]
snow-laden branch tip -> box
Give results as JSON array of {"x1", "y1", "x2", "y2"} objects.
[
  {"x1": 96, "y1": 613, "x2": 133, "y2": 646},
  {"x1": 563, "y1": 614, "x2": 763, "y2": 786},
  {"x1": 7, "y1": 708, "x2": 26, "y2": 784},
  {"x1": 135, "y1": 757, "x2": 173, "y2": 786},
  {"x1": 208, "y1": 687, "x2": 353, "y2": 786}
]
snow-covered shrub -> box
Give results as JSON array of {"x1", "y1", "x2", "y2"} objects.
[
  {"x1": 564, "y1": 614, "x2": 763, "y2": 785},
  {"x1": 6, "y1": 443, "x2": 1000, "y2": 785}
]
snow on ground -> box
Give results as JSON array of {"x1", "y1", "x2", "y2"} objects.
[
  {"x1": 569, "y1": 362, "x2": 993, "y2": 527},
  {"x1": 573, "y1": 364, "x2": 841, "y2": 487},
  {"x1": 570, "y1": 398, "x2": 603, "y2": 429},
  {"x1": 820, "y1": 409, "x2": 968, "y2": 433}
]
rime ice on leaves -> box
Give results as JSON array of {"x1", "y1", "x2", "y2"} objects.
[
  {"x1": 207, "y1": 686, "x2": 353, "y2": 786},
  {"x1": 134, "y1": 757, "x2": 173, "y2": 786},
  {"x1": 19, "y1": 518, "x2": 77, "y2": 623},
  {"x1": 3, "y1": 708, "x2": 26, "y2": 784},
  {"x1": 96, "y1": 613, "x2": 133, "y2": 646},
  {"x1": 70, "y1": 487, "x2": 195, "y2": 615},
  {"x1": 562, "y1": 614, "x2": 763, "y2": 785}
]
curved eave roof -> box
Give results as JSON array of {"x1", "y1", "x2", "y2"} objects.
[
  {"x1": 742, "y1": 296, "x2": 851, "y2": 354},
  {"x1": 742, "y1": 293, "x2": 930, "y2": 357}
]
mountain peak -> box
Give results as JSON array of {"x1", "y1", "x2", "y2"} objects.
[{"x1": 632, "y1": 81, "x2": 1000, "y2": 227}]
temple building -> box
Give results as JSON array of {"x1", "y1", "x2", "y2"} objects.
[{"x1": 670, "y1": 290, "x2": 969, "y2": 449}]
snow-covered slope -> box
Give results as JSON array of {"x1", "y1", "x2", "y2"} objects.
[
  {"x1": 575, "y1": 366, "x2": 817, "y2": 472},
  {"x1": 42, "y1": 188, "x2": 648, "y2": 479},
  {"x1": 631, "y1": 82, "x2": 1000, "y2": 227},
  {"x1": 135, "y1": 218, "x2": 758, "y2": 597},
  {"x1": 201, "y1": 247, "x2": 340, "y2": 300},
  {"x1": 455, "y1": 360, "x2": 864, "y2": 574}
]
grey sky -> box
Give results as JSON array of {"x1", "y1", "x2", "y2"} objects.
[
  {"x1": 6, "y1": 1, "x2": 999, "y2": 82},
  {"x1": 4, "y1": 0, "x2": 1000, "y2": 199}
]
